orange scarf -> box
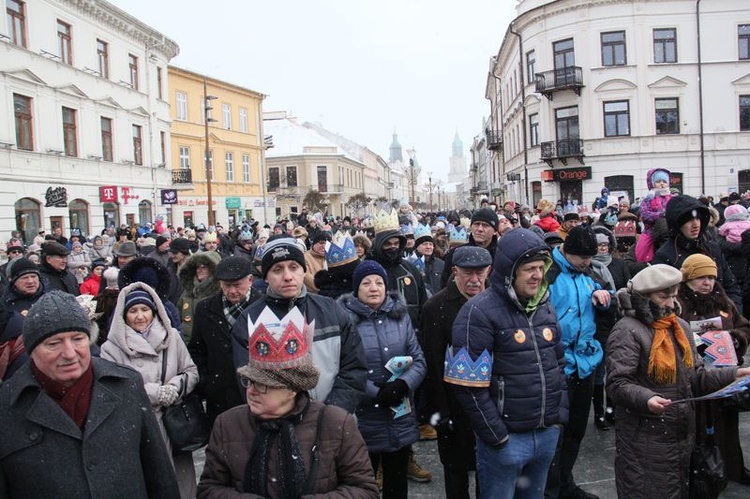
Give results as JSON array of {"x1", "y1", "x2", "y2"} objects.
[{"x1": 648, "y1": 313, "x2": 694, "y2": 384}]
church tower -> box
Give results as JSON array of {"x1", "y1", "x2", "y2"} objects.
[
  {"x1": 389, "y1": 130, "x2": 403, "y2": 163},
  {"x1": 448, "y1": 130, "x2": 467, "y2": 183}
]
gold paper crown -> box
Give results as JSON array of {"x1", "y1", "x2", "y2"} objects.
[
  {"x1": 459, "y1": 217, "x2": 471, "y2": 229},
  {"x1": 373, "y1": 208, "x2": 400, "y2": 234}
]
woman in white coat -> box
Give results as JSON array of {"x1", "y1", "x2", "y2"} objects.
[{"x1": 101, "y1": 281, "x2": 199, "y2": 499}]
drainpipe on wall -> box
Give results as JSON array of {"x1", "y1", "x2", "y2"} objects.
[
  {"x1": 510, "y1": 22, "x2": 530, "y2": 204},
  {"x1": 696, "y1": 0, "x2": 706, "y2": 193},
  {"x1": 490, "y1": 68, "x2": 503, "y2": 206}
]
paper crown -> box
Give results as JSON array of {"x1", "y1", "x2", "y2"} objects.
[
  {"x1": 247, "y1": 307, "x2": 315, "y2": 369},
  {"x1": 407, "y1": 253, "x2": 425, "y2": 273},
  {"x1": 449, "y1": 226, "x2": 469, "y2": 244},
  {"x1": 374, "y1": 208, "x2": 400, "y2": 234},
  {"x1": 459, "y1": 217, "x2": 471, "y2": 229},
  {"x1": 414, "y1": 223, "x2": 432, "y2": 240},
  {"x1": 325, "y1": 233, "x2": 358, "y2": 268},
  {"x1": 443, "y1": 346, "x2": 492, "y2": 387},
  {"x1": 400, "y1": 223, "x2": 414, "y2": 236}
]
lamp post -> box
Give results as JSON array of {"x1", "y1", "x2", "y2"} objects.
[{"x1": 203, "y1": 76, "x2": 218, "y2": 226}]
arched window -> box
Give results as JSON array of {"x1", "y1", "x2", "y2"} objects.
[
  {"x1": 138, "y1": 200, "x2": 152, "y2": 225},
  {"x1": 69, "y1": 198, "x2": 90, "y2": 236},
  {"x1": 15, "y1": 197, "x2": 41, "y2": 244}
]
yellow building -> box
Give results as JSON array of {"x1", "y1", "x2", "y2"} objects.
[{"x1": 168, "y1": 66, "x2": 266, "y2": 227}]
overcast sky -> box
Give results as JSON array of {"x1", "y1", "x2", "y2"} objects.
[{"x1": 108, "y1": 0, "x2": 516, "y2": 185}]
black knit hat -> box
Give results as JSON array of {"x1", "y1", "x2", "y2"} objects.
[
  {"x1": 9, "y1": 258, "x2": 40, "y2": 285},
  {"x1": 155, "y1": 235, "x2": 170, "y2": 248},
  {"x1": 352, "y1": 260, "x2": 388, "y2": 297},
  {"x1": 261, "y1": 238, "x2": 306, "y2": 278},
  {"x1": 470, "y1": 208, "x2": 499, "y2": 230},
  {"x1": 562, "y1": 225, "x2": 598, "y2": 257},
  {"x1": 168, "y1": 238, "x2": 191, "y2": 255},
  {"x1": 23, "y1": 290, "x2": 90, "y2": 353},
  {"x1": 312, "y1": 231, "x2": 332, "y2": 246}
]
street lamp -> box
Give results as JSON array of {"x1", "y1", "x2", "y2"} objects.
[{"x1": 203, "y1": 76, "x2": 218, "y2": 226}]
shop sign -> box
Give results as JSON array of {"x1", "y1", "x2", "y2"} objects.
[
  {"x1": 226, "y1": 197, "x2": 241, "y2": 209},
  {"x1": 552, "y1": 167, "x2": 592, "y2": 182},
  {"x1": 45, "y1": 186, "x2": 68, "y2": 207},
  {"x1": 100, "y1": 185, "x2": 118, "y2": 202},
  {"x1": 541, "y1": 170, "x2": 555, "y2": 182},
  {"x1": 161, "y1": 190, "x2": 177, "y2": 205},
  {"x1": 176, "y1": 198, "x2": 217, "y2": 207},
  {"x1": 121, "y1": 187, "x2": 140, "y2": 205}
]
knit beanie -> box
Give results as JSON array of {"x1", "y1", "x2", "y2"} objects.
[
  {"x1": 312, "y1": 231, "x2": 332, "y2": 246},
  {"x1": 23, "y1": 290, "x2": 91, "y2": 353},
  {"x1": 470, "y1": 208, "x2": 499, "y2": 230},
  {"x1": 123, "y1": 289, "x2": 156, "y2": 316},
  {"x1": 629, "y1": 264, "x2": 683, "y2": 294},
  {"x1": 261, "y1": 237, "x2": 307, "y2": 279},
  {"x1": 352, "y1": 260, "x2": 388, "y2": 296},
  {"x1": 595, "y1": 233, "x2": 610, "y2": 246},
  {"x1": 680, "y1": 254, "x2": 717, "y2": 281},
  {"x1": 155, "y1": 235, "x2": 170, "y2": 248},
  {"x1": 9, "y1": 257, "x2": 40, "y2": 285},
  {"x1": 651, "y1": 170, "x2": 670, "y2": 185},
  {"x1": 562, "y1": 226, "x2": 598, "y2": 257},
  {"x1": 723, "y1": 204, "x2": 749, "y2": 221}
]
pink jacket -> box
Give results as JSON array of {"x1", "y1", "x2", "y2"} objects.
[
  {"x1": 639, "y1": 190, "x2": 672, "y2": 231},
  {"x1": 719, "y1": 220, "x2": 750, "y2": 243}
]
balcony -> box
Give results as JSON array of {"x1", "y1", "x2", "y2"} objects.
[
  {"x1": 540, "y1": 139, "x2": 585, "y2": 167},
  {"x1": 535, "y1": 67, "x2": 584, "y2": 100},
  {"x1": 486, "y1": 130, "x2": 503, "y2": 151},
  {"x1": 172, "y1": 169, "x2": 193, "y2": 184}
]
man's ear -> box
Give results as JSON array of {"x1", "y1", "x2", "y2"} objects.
[{"x1": 451, "y1": 266, "x2": 459, "y2": 277}]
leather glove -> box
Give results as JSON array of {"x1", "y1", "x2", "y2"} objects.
[
  {"x1": 157, "y1": 384, "x2": 180, "y2": 407},
  {"x1": 374, "y1": 379, "x2": 409, "y2": 407}
]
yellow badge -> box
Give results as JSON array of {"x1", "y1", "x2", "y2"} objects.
[
  {"x1": 21, "y1": 309, "x2": 28, "y2": 316},
  {"x1": 404, "y1": 277, "x2": 411, "y2": 286},
  {"x1": 543, "y1": 328, "x2": 554, "y2": 341},
  {"x1": 514, "y1": 330, "x2": 526, "y2": 343},
  {"x1": 720, "y1": 311, "x2": 729, "y2": 318},
  {"x1": 182, "y1": 303, "x2": 189, "y2": 310},
  {"x1": 184, "y1": 316, "x2": 192, "y2": 322}
]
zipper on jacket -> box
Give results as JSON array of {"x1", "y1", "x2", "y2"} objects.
[{"x1": 526, "y1": 309, "x2": 547, "y2": 427}]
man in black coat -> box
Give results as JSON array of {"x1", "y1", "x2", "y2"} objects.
[
  {"x1": 421, "y1": 246, "x2": 492, "y2": 499},
  {"x1": 440, "y1": 208, "x2": 499, "y2": 289},
  {"x1": 189, "y1": 256, "x2": 262, "y2": 425},
  {"x1": 38, "y1": 242, "x2": 79, "y2": 296}
]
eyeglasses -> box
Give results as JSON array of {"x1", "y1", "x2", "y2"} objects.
[
  {"x1": 239, "y1": 377, "x2": 268, "y2": 393},
  {"x1": 8, "y1": 249, "x2": 23, "y2": 254}
]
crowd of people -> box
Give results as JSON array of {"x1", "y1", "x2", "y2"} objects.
[{"x1": 1, "y1": 168, "x2": 750, "y2": 498}]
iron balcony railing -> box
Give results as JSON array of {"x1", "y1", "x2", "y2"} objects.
[
  {"x1": 535, "y1": 67, "x2": 584, "y2": 99},
  {"x1": 172, "y1": 169, "x2": 192, "y2": 183},
  {"x1": 540, "y1": 139, "x2": 585, "y2": 166}
]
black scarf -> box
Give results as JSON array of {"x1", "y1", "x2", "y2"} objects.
[
  {"x1": 244, "y1": 397, "x2": 310, "y2": 498},
  {"x1": 678, "y1": 282, "x2": 728, "y2": 318}
]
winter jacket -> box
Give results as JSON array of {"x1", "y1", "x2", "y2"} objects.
[
  {"x1": 197, "y1": 394, "x2": 379, "y2": 498},
  {"x1": 231, "y1": 289, "x2": 367, "y2": 413},
  {"x1": 100, "y1": 282, "x2": 199, "y2": 455},
  {"x1": 314, "y1": 260, "x2": 360, "y2": 300},
  {"x1": 440, "y1": 233, "x2": 498, "y2": 289},
  {"x1": 188, "y1": 290, "x2": 262, "y2": 425},
  {"x1": 66, "y1": 249, "x2": 91, "y2": 271},
  {"x1": 606, "y1": 289, "x2": 737, "y2": 498},
  {"x1": 177, "y1": 251, "x2": 222, "y2": 344},
  {"x1": 303, "y1": 251, "x2": 326, "y2": 293},
  {"x1": 547, "y1": 246, "x2": 606, "y2": 379},
  {"x1": 451, "y1": 228, "x2": 568, "y2": 447},
  {"x1": 79, "y1": 272, "x2": 102, "y2": 296},
  {"x1": 0, "y1": 358, "x2": 180, "y2": 498},
  {"x1": 420, "y1": 254, "x2": 444, "y2": 297},
  {"x1": 232, "y1": 244, "x2": 254, "y2": 262},
  {"x1": 86, "y1": 241, "x2": 112, "y2": 263},
  {"x1": 535, "y1": 215, "x2": 561, "y2": 234},
  {"x1": 340, "y1": 292, "x2": 426, "y2": 454},
  {"x1": 145, "y1": 249, "x2": 171, "y2": 269},
  {"x1": 38, "y1": 261, "x2": 79, "y2": 296},
  {"x1": 718, "y1": 219, "x2": 750, "y2": 243}
]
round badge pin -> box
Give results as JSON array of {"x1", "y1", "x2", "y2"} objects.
[
  {"x1": 543, "y1": 328, "x2": 554, "y2": 341},
  {"x1": 514, "y1": 330, "x2": 526, "y2": 343}
]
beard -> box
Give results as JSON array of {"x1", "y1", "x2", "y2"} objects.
[
  {"x1": 381, "y1": 248, "x2": 403, "y2": 265},
  {"x1": 649, "y1": 300, "x2": 676, "y2": 320}
]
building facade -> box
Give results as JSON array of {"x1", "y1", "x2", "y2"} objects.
[
  {"x1": 167, "y1": 66, "x2": 266, "y2": 228},
  {"x1": 488, "y1": 0, "x2": 750, "y2": 208},
  {"x1": 1, "y1": 0, "x2": 178, "y2": 242}
]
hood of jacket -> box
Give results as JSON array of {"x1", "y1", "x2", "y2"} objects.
[
  {"x1": 107, "y1": 281, "x2": 174, "y2": 355},
  {"x1": 177, "y1": 251, "x2": 221, "y2": 290},
  {"x1": 490, "y1": 229, "x2": 551, "y2": 311},
  {"x1": 339, "y1": 290, "x2": 408, "y2": 324},
  {"x1": 646, "y1": 168, "x2": 671, "y2": 190},
  {"x1": 665, "y1": 195, "x2": 710, "y2": 238},
  {"x1": 370, "y1": 229, "x2": 406, "y2": 261}
]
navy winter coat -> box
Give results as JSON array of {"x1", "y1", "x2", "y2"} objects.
[{"x1": 451, "y1": 228, "x2": 568, "y2": 447}]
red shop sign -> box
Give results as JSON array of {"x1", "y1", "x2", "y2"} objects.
[{"x1": 100, "y1": 185, "x2": 118, "y2": 202}]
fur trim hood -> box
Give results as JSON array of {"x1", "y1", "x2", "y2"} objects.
[
  {"x1": 339, "y1": 290, "x2": 408, "y2": 323},
  {"x1": 177, "y1": 251, "x2": 221, "y2": 290},
  {"x1": 107, "y1": 281, "x2": 174, "y2": 354},
  {"x1": 117, "y1": 257, "x2": 172, "y2": 299}
]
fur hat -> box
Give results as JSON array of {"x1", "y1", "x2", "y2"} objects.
[
  {"x1": 562, "y1": 226, "x2": 598, "y2": 257},
  {"x1": 629, "y1": 264, "x2": 683, "y2": 294},
  {"x1": 723, "y1": 204, "x2": 749, "y2": 221},
  {"x1": 536, "y1": 199, "x2": 556, "y2": 217},
  {"x1": 23, "y1": 291, "x2": 90, "y2": 353},
  {"x1": 680, "y1": 254, "x2": 717, "y2": 281}
]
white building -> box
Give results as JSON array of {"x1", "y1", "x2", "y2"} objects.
[
  {"x1": 488, "y1": 0, "x2": 750, "y2": 208},
  {"x1": 1, "y1": 0, "x2": 178, "y2": 243}
]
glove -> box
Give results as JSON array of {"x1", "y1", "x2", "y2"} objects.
[
  {"x1": 374, "y1": 379, "x2": 409, "y2": 407},
  {"x1": 157, "y1": 384, "x2": 180, "y2": 407},
  {"x1": 435, "y1": 417, "x2": 454, "y2": 435}
]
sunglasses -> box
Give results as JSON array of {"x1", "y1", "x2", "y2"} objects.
[{"x1": 239, "y1": 377, "x2": 268, "y2": 394}]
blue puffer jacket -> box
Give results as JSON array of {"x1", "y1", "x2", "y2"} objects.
[
  {"x1": 548, "y1": 246, "x2": 605, "y2": 379},
  {"x1": 340, "y1": 291, "x2": 426, "y2": 454},
  {"x1": 451, "y1": 229, "x2": 568, "y2": 447}
]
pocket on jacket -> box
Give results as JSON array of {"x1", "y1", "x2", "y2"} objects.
[{"x1": 495, "y1": 377, "x2": 506, "y2": 416}]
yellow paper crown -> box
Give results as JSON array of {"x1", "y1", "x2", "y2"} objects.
[{"x1": 373, "y1": 208, "x2": 400, "y2": 234}]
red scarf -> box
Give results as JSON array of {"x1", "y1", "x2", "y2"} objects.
[{"x1": 31, "y1": 360, "x2": 94, "y2": 430}]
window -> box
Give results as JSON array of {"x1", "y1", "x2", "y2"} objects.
[
  {"x1": 179, "y1": 146, "x2": 190, "y2": 169},
  {"x1": 601, "y1": 31, "x2": 626, "y2": 66},
  {"x1": 529, "y1": 113, "x2": 539, "y2": 146},
  {"x1": 242, "y1": 154, "x2": 251, "y2": 183},
  {"x1": 13, "y1": 93, "x2": 33, "y2": 151},
  {"x1": 526, "y1": 50, "x2": 536, "y2": 85},
  {"x1": 654, "y1": 28, "x2": 677, "y2": 63},
  {"x1": 553, "y1": 38, "x2": 576, "y2": 86},
  {"x1": 57, "y1": 20, "x2": 72, "y2": 65},
  {"x1": 62, "y1": 107, "x2": 77, "y2": 157},
  {"x1": 287, "y1": 166, "x2": 298, "y2": 187},
  {"x1": 222, "y1": 103, "x2": 231, "y2": 129},
  {"x1": 555, "y1": 106, "x2": 580, "y2": 156},
  {"x1": 604, "y1": 101, "x2": 630, "y2": 137},
  {"x1": 740, "y1": 25, "x2": 750, "y2": 60},
  {"x1": 226, "y1": 152, "x2": 234, "y2": 181},
  {"x1": 132, "y1": 125, "x2": 143, "y2": 165},
  {"x1": 101, "y1": 117, "x2": 113, "y2": 161},
  {"x1": 129, "y1": 54, "x2": 139, "y2": 90},
  {"x1": 160, "y1": 131, "x2": 166, "y2": 166},
  {"x1": 655, "y1": 98, "x2": 679, "y2": 135},
  {"x1": 176, "y1": 92, "x2": 187, "y2": 120},
  {"x1": 6, "y1": 0, "x2": 27, "y2": 47},
  {"x1": 317, "y1": 166, "x2": 327, "y2": 192},
  {"x1": 97, "y1": 39, "x2": 109, "y2": 78},
  {"x1": 239, "y1": 108, "x2": 248, "y2": 132},
  {"x1": 268, "y1": 167, "x2": 280, "y2": 190},
  {"x1": 157, "y1": 67, "x2": 163, "y2": 99},
  {"x1": 740, "y1": 95, "x2": 750, "y2": 131}
]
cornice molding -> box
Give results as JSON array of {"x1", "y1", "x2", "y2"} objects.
[{"x1": 514, "y1": 0, "x2": 639, "y2": 32}]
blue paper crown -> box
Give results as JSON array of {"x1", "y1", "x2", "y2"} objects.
[
  {"x1": 407, "y1": 253, "x2": 425, "y2": 273},
  {"x1": 414, "y1": 223, "x2": 431, "y2": 240},
  {"x1": 325, "y1": 235, "x2": 358, "y2": 268},
  {"x1": 449, "y1": 226, "x2": 468, "y2": 243},
  {"x1": 443, "y1": 346, "x2": 492, "y2": 387},
  {"x1": 400, "y1": 223, "x2": 414, "y2": 236}
]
